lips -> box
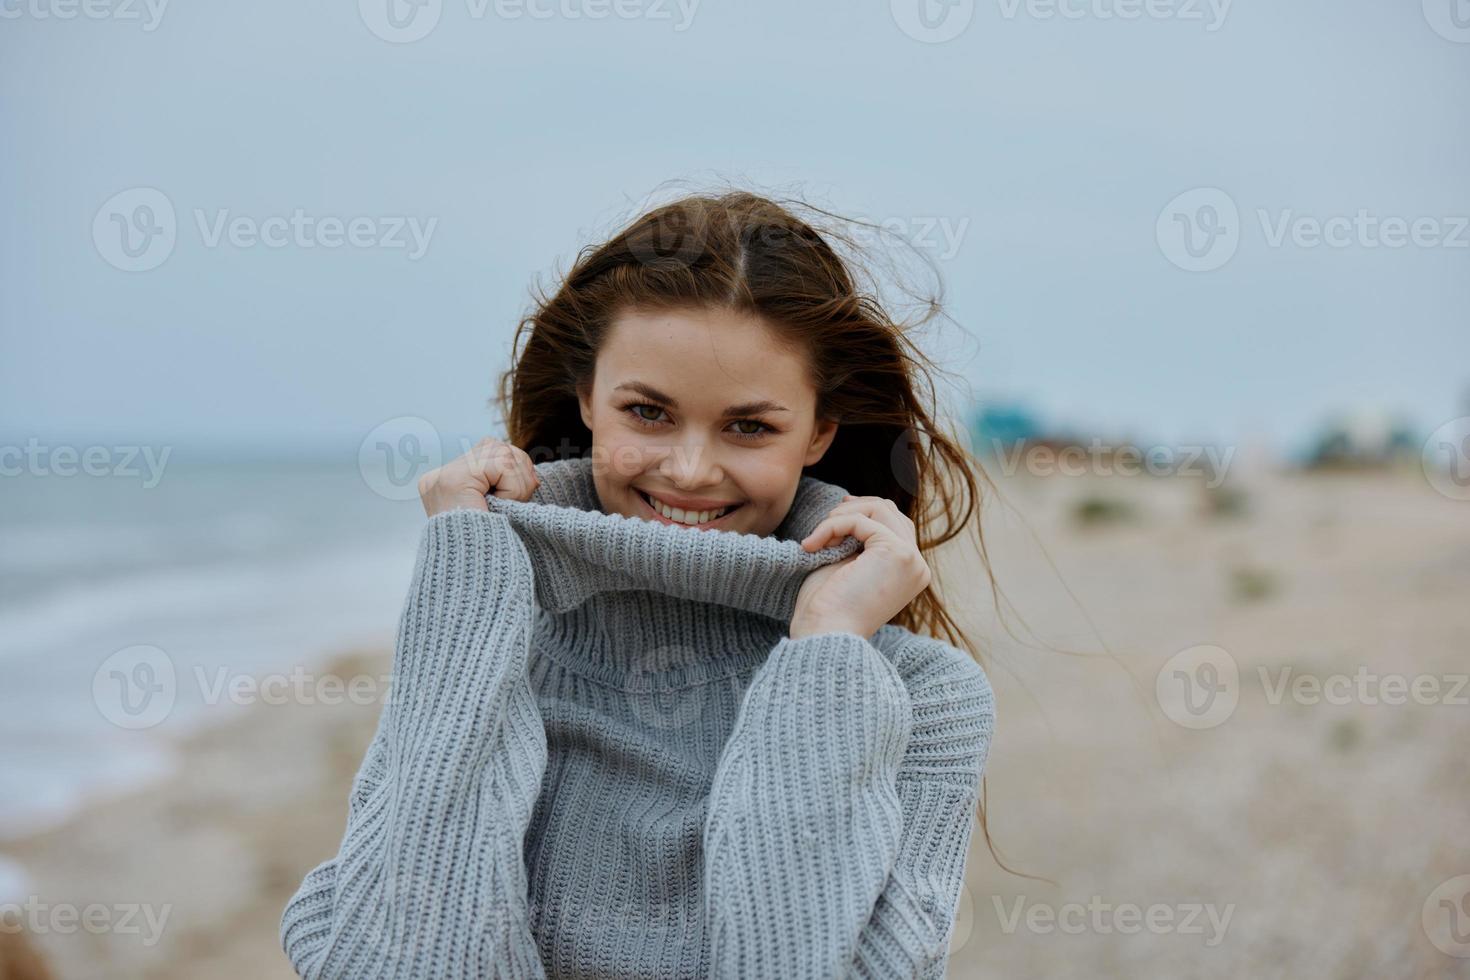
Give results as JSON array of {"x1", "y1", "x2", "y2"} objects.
[{"x1": 635, "y1": 489, "x2": 744, "y2": 528}]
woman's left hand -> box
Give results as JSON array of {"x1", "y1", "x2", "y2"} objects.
[{"x1": 790, "y1": 494, "x2": 932, "y2": 640}]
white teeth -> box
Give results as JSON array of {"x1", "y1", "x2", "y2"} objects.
[{"x1": 643, "y1": 492, "x2": 730, "y2": 526}]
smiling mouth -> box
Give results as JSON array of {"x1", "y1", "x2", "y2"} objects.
[{"x1": 635, "y1": 489, "x2": 744, "y2": 528}]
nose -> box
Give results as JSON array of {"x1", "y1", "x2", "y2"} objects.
[{"x1": 656, "y1": 434, "x2": 725, "y2": 491}]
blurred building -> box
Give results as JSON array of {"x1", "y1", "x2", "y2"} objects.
[
  {"x1": 970, "y1": 401, "x2": 1168, "y2": 476},
  {"x1": 1301, "y1": 408, "x2": 1419, "y2": 470}
]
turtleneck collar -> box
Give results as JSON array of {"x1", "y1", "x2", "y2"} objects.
[{"x1": 483, "y1": 456, "x2": 861, "y2": 622}]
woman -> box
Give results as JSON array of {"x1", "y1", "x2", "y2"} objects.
[{"x1": 281, "y1": 190, "x2": 996, "y2": 978}]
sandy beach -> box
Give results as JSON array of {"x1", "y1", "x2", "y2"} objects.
[
  {"x1": 0, "y1": 648, "x2": 389, "y2": 980},
  {"x1": 3, "y1": 466, "x2": 1466, "y2": 978}
]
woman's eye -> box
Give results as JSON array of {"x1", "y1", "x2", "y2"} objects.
[{"x1": 625, "y1": 403, "x2": 769, "y2": 439}]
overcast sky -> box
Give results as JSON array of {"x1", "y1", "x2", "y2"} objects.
[{"x1": 2, "y1": 0, "x2": 1467, "y2": 460}]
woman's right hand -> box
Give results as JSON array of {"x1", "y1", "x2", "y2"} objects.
[{"x1": 418, "y1": 437, "x2": 542, "y2": 517}]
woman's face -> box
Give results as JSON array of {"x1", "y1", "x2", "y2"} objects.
[{"x1": 577, "y1": 306, "x2": 838, "y2": 538}]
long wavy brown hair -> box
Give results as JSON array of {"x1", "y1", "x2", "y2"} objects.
[{"x1": 495, "y1": 186, "x2": 1020, "y2": 875}]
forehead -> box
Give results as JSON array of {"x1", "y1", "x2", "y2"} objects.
[{"x1": 596, "y1": 307, "x2": 813, "y2": 406}]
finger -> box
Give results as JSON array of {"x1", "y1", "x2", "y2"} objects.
[
  {"x1": 519, "y1": 447, "x2": 541, "y2": 489},
  {"x1": 490, "y1": 443, "x2": 542, "y2": 501},
  {"x1": 849, "y1": 494, "x2": 909, "y2": 523},
  {"x1": 508, "y1": 447, "x2": 540, "y2": 501},
  {"x1": 464, "y1": 437, "x2": 502, "y2": 473},
  {"x1": 488, "y1": 445, "x2": 532, "y2": 500},
  {"x1": 464, "y1": 441, "x2": 504, "y2": 487},
  {"x1": 466, "y1": 439, "x2": 510, "y2": 492},
  {"x1": 801, "y1": 513, "x2": 890, "y2": 552},
  {"x1": 829, "y1": 496, "x2": 913, "y2": 538}
]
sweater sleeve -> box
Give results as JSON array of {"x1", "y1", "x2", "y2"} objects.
[
  {"x1": 702, "y1": 628, "x2": 995, "y2": 980},
  {"x1": 278, "y1": 508, "x2": 549, "y2": 980},
  {"x1": 702, "y1": 630, "x2": 913, "y2": 978},
  {"x1": 848, "y1": 630, "x2": 995, "y2": 979}
]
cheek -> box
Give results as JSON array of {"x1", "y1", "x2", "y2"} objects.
[
  {"x1": 587, "y1": 408, "x2": 655, "y2": 477},
  {"x1": 731, "y1": 457, "x2": 796, "y2": 509}
]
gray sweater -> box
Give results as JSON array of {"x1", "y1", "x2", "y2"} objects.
[{"x1": 280, "y1": 456, "x2": 995, "y2": 979}]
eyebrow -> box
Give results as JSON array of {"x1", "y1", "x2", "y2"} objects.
[{"x1": 612, "y1": 381, "x2": 791, "y2": 417}]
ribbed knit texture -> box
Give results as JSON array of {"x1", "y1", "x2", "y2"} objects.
[{"x1": 280, "y1": 456, "x2": 995, "y2": 979}]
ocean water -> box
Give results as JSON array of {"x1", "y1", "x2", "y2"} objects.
[{"x1": 0, "y1": 458, "x2": 426, "y2": 840}]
